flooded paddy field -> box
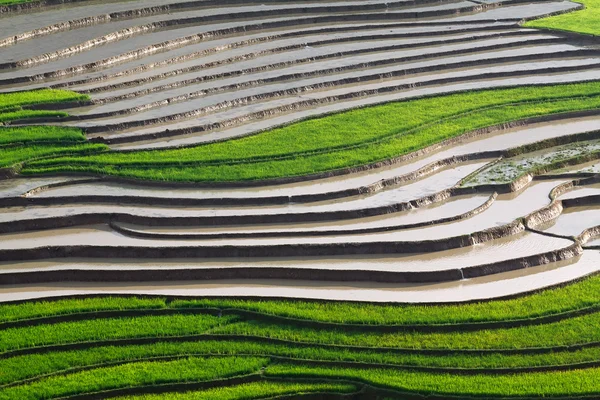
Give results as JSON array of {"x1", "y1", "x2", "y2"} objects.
[
  {"x1": 1, "y1": 0, "x2": 599, "y2": 305},
  {"x1": 5, "y1": 0, "x2": 600, "y2": 397}
]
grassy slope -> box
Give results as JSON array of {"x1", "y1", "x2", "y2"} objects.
[{"x1": 525, "y1": 0, "x2": 600, "y2": 36}]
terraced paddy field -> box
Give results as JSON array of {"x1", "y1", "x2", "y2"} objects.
[{"x1": 1, "y1": 0, "x2": 600, "y2": 398}]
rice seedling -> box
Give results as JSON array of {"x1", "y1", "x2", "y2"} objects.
[
  {"x1": 0, "y1": 356, "x2": 268, "y2": 400},
  {"x1": 114, "y1": 381, "x2": 358, "y2": 400}
]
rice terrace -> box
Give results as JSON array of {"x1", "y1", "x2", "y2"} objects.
[{"x1": 2, "y1": 0, "x2": 600, "y2": 397}]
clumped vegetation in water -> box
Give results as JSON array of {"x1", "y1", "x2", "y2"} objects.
[{"x1": 462, "y1": 139, "x2": 600, "y2": 186}]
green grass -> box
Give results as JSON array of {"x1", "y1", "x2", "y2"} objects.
[
  {"x1": 4, "y1": 295, "x2": 600, "y2": 398},
  {"x1": 266, "y1": 363, "x2": 600, "y2": 397},
  {"x1": 5, "y1": 307, "x2": 600, "y2": 353},
  {"x1": 19, "y1": 82, "x2": 600, "y2": 182},
  {"x1": 0, "y1": 314, "x2": 234, "y2": 353},
  {"x1": 5, "y1": 339, "x2": 600, "y2": 386},
  {"x1": 525, "y1": 0, "x2": 600, "y2": 37},
  {"x1": 0, "y1": 126, "x2": 85, "y2": 145},
  {"x1": 211, "y1": 311, "x2": 600, "y2": 350},
  {"x1": 0, "y1": 90, "x2": 106, "y2": 169},
  {"x1": 0, "y1": 110, "x2": 67, "y2": 123},
  {"x1": 0, "y1": 356, "x2": 268, "y2": 400},
  {"x1": 0, "y1": 89, "x2": 88, "y2": 109},
  {"x1": 0, "y1": 141, "x2": 106, "y2": 168},
  {"x1": 114, "y1": 381, "x2": 358, "y2": 400},
  {"x1": 0, "y1": 297, "x2": 167, "y2": 323}
]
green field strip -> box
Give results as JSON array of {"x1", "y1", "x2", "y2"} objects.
[
  {"x1": 32, "y1": 94, "x2": 600, "y2": 169},
  {"x1": 0, "y1": 297, "x2": 172, "y2": 324},
  {"x1": 19, "y1": 81, "x2": 600, "y2": 182},
  {"x1": 0, "y1": 126, "x2": 87, "y2": 146},
  {"x1": 0, "y1": 89, "x2": 106, "y2": 168},
  {"x1": 210, "y1": 311, "x2": 600, "y2": 351},
  {"x1": 0, "y1": 297, "x2": 168, "y2": 324},
  {"x1": 0, "y1": 110, "x2": 67, "y2": 123},
  {"x1": 0, "y1": 356, "x2": 268, "y2": 400},
  {"x1": 0, "y1": 90, "x2": 87, "y2": 126},
  {"x1": 170, "y1": 274, "x2": 600, "y2": 325},
  {"x1": 6, "y1": 340, "x2": 600, "y2": 388},
  {"x1": 4, "y1": 302, "x2": 600, "y2": 335},
  {"x1": 0, "y1": 90, "x2": 88, "y2": 110},
  {"x1": 112, "y1": 381, "x2": 359, "y2": 400},
  {"x1": 0, "y1": 314, "x2": 235, "y2": 354},
  {"x1": 5, "y1": 309, "x2": 600, "y2": 358},
  {"x1": 265, "y1": 363, "x2": 600, "y2": 398},
  {"x1": 0, "y1": 143, "x2": 106, "y2": 168},
  {"x1": 525, "y1": 0, "x2": 600, "y2": 37}
]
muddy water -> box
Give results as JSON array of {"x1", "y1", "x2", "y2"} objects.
[
  {"x1": 82, "y1": 31, "x2": 544, "y2": 113},
  {"x1": 1, "y1": 242, "x2": 595, "y2": 304},
  {"x1": 466, "y1": 139, "x2": 600, "y2": 187},
  {"x1": 3, "y1": 162, "x2": 490, "y2": 222},
  {"x1": 0, "y1": 230, "x2": 571, "y2": 272},
  {"x1": 551, "y1": 159, "x2": 600, "y2": 175},
  {"x1": 1, "y1": 0, "x2": 465, "y2": 42},
  {"x1": 80, "y1": 44, "x2": 584, "y2": 131},
  {"x1": 0, "y1": 181, "x2": 564, "y2": 247},
  {"x1": 559, "y1": 184, "x2": 600, "y2": 200},
  {"x1": 0, "y1": 1, "x2": 573, "y2": 84},
  {"x1": 431, "y1": 1, "x2": 579, "y2": 21},
  {"x1": 0, "y1": 177, "x2": 90, "y2": 197},
  {"x1": 116, "y1": 194, "x2": 491, "y2": 234},
  {"x1": 68, "y1": 22, "x2": 518, "y2": 92},
  {"x1": 34, "y1": 117, "x2": 599, "y2": 201},
  {"x1": 0, "y1": 15, "x2": 332, "y2": 79},
  {"x1": 116, "y1": 68, "x2": 600, "y2": 149},
  {"x1": 79, "y1": 41, "x2": 576, "y2": 119},
  {"x1": 544, "y1": 206, "x2": 600, "y2": 237}
]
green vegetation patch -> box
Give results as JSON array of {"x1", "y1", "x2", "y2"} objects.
[
  {"x1": 211, "y1": 310, "x2": 600, "y2": 350},
  {"x1": 0, "y1": 356, "x2": 268, "y2": 400},
  {"x1": 115, "y1": 381, "x2": 358, "y2": 400},
  {"x1": 266, "y1": 363, "x2": 600, "y2": 397},
  {"x1": 5, "y1": 306, "x2": 600, "y2": 354},
  {"x1": 0, "y1": 89, "x2": 106, "y2": 169},
  {"x1": 6, "y1": 340, "x2": 600, "y2": 386},
  {"x1": 20, "y1": 81, "x2": 600, "y2": 182},
  {"x1": 0, "y1": 314, "x2": 235, "y2": 353},
  {"x1": 0, "y1": 89, "x2": 88, "y2": 109},
  {"x1": 525, "y1": 0, "x2": 600, "y2": 37},
  {"x1": 462, "y1": 139, "x2": 600, "y2": 186},
  {"x1": 0, "y1": 296, "x2": 167, "y2": 323},
  {"x1": 0, "y1": 126, "x2": 85, "y2": 145}
]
